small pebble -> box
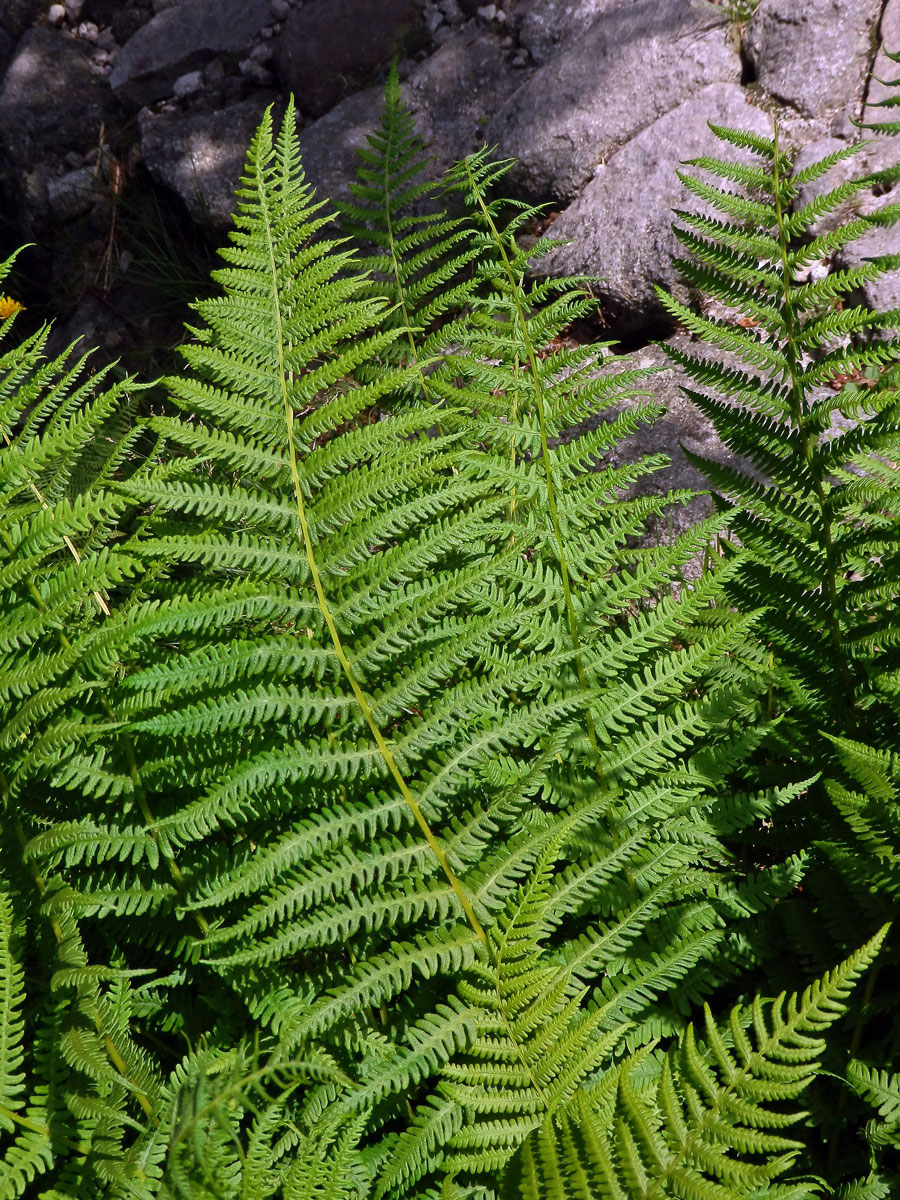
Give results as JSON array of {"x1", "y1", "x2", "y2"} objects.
[
  {"x1": 437, "y1": 0, "x2": 463, "y2": 21},
  {"x1": 238, "y1": 58, "x2": 273, "y2": 85},
  {"x1": 75, "y1": 20, "x2": 99, "y2": 40},
  {"x1": 501, "y1": 34, "x2": 513, "y2": 47},
  {"x1": 65, "y1": 0, "x2": 85, "y2": 19},
  {"x1": 204, "y1": 57, "x2": 226, "y2": 85},
  {"x1": 433, "y1": 24, "x2": 454, "y2": 45},
  {"x1": 173, "y1": 69, "x2": 204, "y2": 97},
  {"x1": 270, "y1": 0, "x2": 290, "y2": 17},
  {"x1": 250, "y1": 41, "x2": 273, "y2": 62},
  {"x1": 95, "y1": 26, "x2": 117, "y2": 49},
  {"x1": 512, "y1": 51, "x2": 528, "y2": 67},
  {"x1": 48, "y1": 4, "x2": 66, "y2": 26},
  {"x1": 476, "y1": 3, "x2": 496, "y2": 17}
]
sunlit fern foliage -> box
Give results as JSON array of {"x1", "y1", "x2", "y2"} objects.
[{"x1": 0, "y1": 65, "x2": 898, "y2": 1200}]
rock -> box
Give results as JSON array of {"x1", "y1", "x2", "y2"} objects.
[
  {"x1": 298, "y1": 87, "x2": 384, "y2": 206},
  {"x1": 173, "y1": 69, "x2": 204, "y2": 97},
  {"x1": 273, "y1": 0, "x2": 423, "y2": 118},
  {"x1": 239, "y1": 58, "x2": 274, "y2": 86},
  {"x1": 514, "y1": 0, "x2": 631, "y2": 65},
  {"x1": 863, "y1": 0, "x2": 900, "y2": 126},
  {"x1": 48, "y1": 4, "x2": 67, "y2": 26},
  {"x1": 297, "y1": 38, "x2": 520, "y2": 214},
  {"x1": 112, "y1": 5, "x2": 151, "y2": 44},
  {"x1": 830, "y1": 136, "x2": 900, "y2": 316},
  {"x1": 204, "y1": 58, "x2": 226, "y2": 86},
  {"x1": 743, "y1": 0, "x2": 881, "y2": 120},
  {"x1": 0, "y1": 0, "x2": 44, "y2": 39},
  {"x1": 604, "y1": 336, "x2": 727, "y2": 537},
  {"x1": 544, "y1": 83, "x2": 774, "y2": 338},
  {"x1": 110, "y1": 0, "x2": 271, "y2": 106},
  {"x1": 437, "y1": 0, "x2": 464, "y2": 23},
  {"x1": 83, "y1": 0, "x2": 126, "y2": 20},
  {"x1": 47, "y1": 165, "x2": 98, "y2": 220},
  {"x1": 487, "y1": 0, "x2": 740, "y2": 201},
  {"x1": 139, "y1": 93, "x2": 281, "y2": 228},
  {"x1": 0, "y1": 29, "x2": 117, "y2": 180},
  {"x1": 837, "y1": 220, "x2": 900, "y2": 315},
  {"x1": 270, "y1": 0, "x2": 290, "y2": 17},
  {"x1": 403, "y1": 25, "x2": 523, "y2": 176}
]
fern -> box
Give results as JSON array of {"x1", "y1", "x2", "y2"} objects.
[
  {"x1": 658, "y1": 123, "x2": 900, "y2": 758},
  {"x1": 2, "y1": 62, "x2": 899, "y2": 1200},
  {"x1": 337, "y1": 63, "x2": 481, "y2": 406}
]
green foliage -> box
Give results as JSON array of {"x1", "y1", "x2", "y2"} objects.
[
  {"x1": 0, "y1": 64, "x2": 898, "y2": 1200},
  {"x1": 656, "y1": 112, "x2": 900, "y2": 1195}
]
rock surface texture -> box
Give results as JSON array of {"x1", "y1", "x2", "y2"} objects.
[
  {"x1": 0, "y1": 0, "x2": 896, "y2": 531},
  {"x1": 546, "y1": 83, "x2": 774, "y2": 333},
  {"x1": 488, "y1": 0, "x2": 741, "y2": 199},
  {"x1": 109, "y1": 0, "x2": 272, "y2": 107},
  {"x1": 275, "y1": 0, "x2": 422, "y2": 118},
  {"x1": 744, "y1": 0, "x2": 882, "y2": 120}
]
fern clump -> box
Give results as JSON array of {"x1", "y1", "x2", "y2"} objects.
[
  {"x1": 1, "y1": 61, "x2": 899, "y2": 1200},
  {"x1": 659, "y1": 113, "x2": 900, "y2": 1194}
]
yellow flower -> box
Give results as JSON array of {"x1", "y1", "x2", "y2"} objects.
[{"x1": 0, "y1": 295, "x2": 25, "y2": 319}]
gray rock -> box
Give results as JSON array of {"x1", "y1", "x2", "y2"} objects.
[
  {"x1": 110, "y1": 0, "x2": 271, "y2": 106},
  {"x1": 295, "y1": 27, "x2": 522, "y2": 208},
  {"x1": 839, "y1": 220, "x2": 900, "y2": 314},
  {"x1": 863, "y1": 0, "x2": 900, "y2": 125},
  {"x1": 0, "y1": 28, "x2": 116, "y2": 177},
  {"x1": 0, "y1": 0, "x2": 44, "y2": 39},
  {"x1": 743, "y1": 0, "x2": 881, "y2": 120},
  {"x1": 832, "y1": 135, "x2": 900, "y2": 316},
  {"x1": 273, "y1": 0, "x2": 423, "y2": 119},
  {"x1": 47, "y1": 165, "x2": 98, "y2": 220},
  {"x1": 83, "y1": 0, "x2": 127, "y2": 21},
  {"x1": 112, "y1": 5, "x2": 152, "y2": 44},
  {"x1": 139, "y1": 93, "x2": 281, "y2": 229},
  {"x1": 296, "y1": 88, "x2": 384, "y2": 207},
  {"x1": 173, "y1": 69, "x2": 204, "y2": 97},
  {"x1": 437, "y1": 0, "x2": 464, "y2": 24},
  {"x1": 487, "y1": 0, "x2": 740, "y2": 201},
  {"x1": 403, "y1": 25, "x2": 524, "y2": 177},
  {"x1": 514, "y1": 0, "x2": 632, "y2": 65},
  {"x1": 544, "y1": 83, "x2": 774, "y2": 337}
]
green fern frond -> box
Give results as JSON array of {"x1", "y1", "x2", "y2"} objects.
[{"x1": 502, "y1": 928, "x2": 887, "y2": 1200}]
